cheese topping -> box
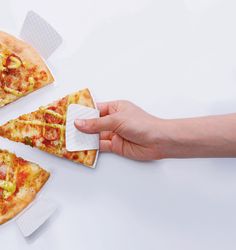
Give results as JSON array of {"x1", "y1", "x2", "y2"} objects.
[
  {"x1": 0, "y1": 43, "x2": 48, "y2": 106},
  {"x1": 41, "y1": 108, "x2": 65, "y2": 120},
  {"x1": 16, "y1": 120, "x2": 64, "y2": 130},
  {"x1": 0, "y1": 180, "x2": 16, "y2": 193}
]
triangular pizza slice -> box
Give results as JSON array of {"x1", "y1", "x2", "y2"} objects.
[
  {"x1": 0, "y1": 149, "x2": 50, "y2": 225},
  {"x1": 0, "y1": 89, "x2": 98, "y2": 167},
  {"x1": 0, "y1": 31, "x2": 54, "y2": 107}
]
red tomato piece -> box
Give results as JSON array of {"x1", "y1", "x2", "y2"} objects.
[
  {"x1": 43, "y1": 126, "x2": 60, "y2": 141},
  {"x1": 44, "y1": 113, "x2": 63, "y2": 124}
]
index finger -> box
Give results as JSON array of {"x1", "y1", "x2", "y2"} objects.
[{"x1": 96, "y1": 101, "x2": 119, "y2": 117}]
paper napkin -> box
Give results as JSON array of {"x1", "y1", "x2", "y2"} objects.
[
  {"x1": 66, "y1": 104, "x2": 100, "y2": 152},
  {"x1": 16, "y1": 197, "x2": 57, "y2": 237},
  {"x1": 20, "y1": 11, "x2": 62, "y2": 59}
]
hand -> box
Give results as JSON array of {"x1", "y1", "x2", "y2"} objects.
[
  {"x1": 74, "y1": 101, "x2": 162, "y2": 161},
  {"x1": 74, "y1": 101, "x2": 236, "y2": 160}
]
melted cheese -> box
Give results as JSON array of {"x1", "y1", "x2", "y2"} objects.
[
  {"x1": 16, "y1": 187, "x2": 28, "y2": 199},
  {"x1": 41, "y1": 108, "x2": 65, "y2": 120},
  {"x1": 16, "y1": 120, "x2": 64, "y2": 129},
  {"x1": 30, "y1": 163, "x2": 40, "y2": 175},
  {"x1": 0, "y1": 180, "x2": 16, "y2": 193},
  {"x1": 0, "y1": 165, "x2": 7, "y2": 176},
  {"x1": 3, "y1": 87, "x2": 23, "y2": 97}
]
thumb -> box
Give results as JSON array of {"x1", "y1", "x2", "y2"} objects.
[{"x1": 74, "y1": 116, "x2": 116, "y2": 133}]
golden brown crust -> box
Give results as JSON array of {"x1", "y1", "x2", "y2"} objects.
[
  {"x1": 0, "y1": 31, "x2": 54, "y2": 83},
  {"x1": 0, "y1": 190, "x2": 35, "y2": 225},
  {"x1": 0, "y1": 150, "x2": 50, "y2": 225}
]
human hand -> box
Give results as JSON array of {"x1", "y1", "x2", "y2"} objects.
[
  {"x1": 75, "y1": 101, "x2": 236, "y2": 160},
  {"x1": 74, "y1": 101, "x2": 163, "y2": 161}
]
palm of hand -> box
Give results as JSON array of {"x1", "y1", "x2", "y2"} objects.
[{"x1": 99, "y1": 101, "x2": 160, "y2": 160}]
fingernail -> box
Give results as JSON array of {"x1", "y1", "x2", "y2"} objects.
[{"x1": 75, "y1": 119, "x2": 85, "y2": 128}]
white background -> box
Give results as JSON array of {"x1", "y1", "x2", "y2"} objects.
[{"x1": 1, "y1": 0, "x2": 236, "y2": 249}]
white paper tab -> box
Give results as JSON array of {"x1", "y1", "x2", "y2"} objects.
[
  {"x1": 16, "y1": 198, "x2": 57, "y2": 237},
  {"x1": 66, "y1": 104, "x2": 100, "y2": 152},
  {"x1": 20, "y1": 11, "x2": 62, "y2": 59}
]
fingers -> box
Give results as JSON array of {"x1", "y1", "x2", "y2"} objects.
[
  {"x1": 74, "y1": 116, "x2": 117, "y2": 133},
  {"x1": 99, "y1": 140, "x2": 112, "y2": 152},
  {"x1": 100, "y1": 131, "x2": 115, "y2": 140},
  {"x1": 96, "y1": 101, "x2": 118, "y2": 117},
  {"x1": 96, "y1": 103, "x2": 109, "y2": 117}
]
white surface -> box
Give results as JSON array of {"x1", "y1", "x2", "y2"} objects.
[
  {"x1": 1, "y1": 0, "x2": 236, "y2": 249},
  {"x1": 66, "y1": 104, "x2": 99, "y2": 152}
]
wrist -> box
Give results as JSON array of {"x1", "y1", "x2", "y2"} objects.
[
  {"x1": 150, "y1": 117, "x2": 172, "y2": 159},
  {"x1": 152, "y1": 118, "x2": 184, "y2": 159}
]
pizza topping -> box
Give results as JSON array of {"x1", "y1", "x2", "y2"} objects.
[
  {"x1": 0, "y1": 42, "x2": 52, "y2": 108},
  {"x1": 43, "y1": 126, "x2": 60, "y2": 141},
  {"x1": 0, "y1": 165, "x2": 7, "y2": 179},
  {"x1": 0, "y1": 180, "x2": 16, "y2": 193},
  {"x1": 1, "y1": 203, "x2": 8, "y2": 215},
  {"x1": 28, "y1": 76, "x2": 35, "y2": 85},
  {"x1": 39, "y1": 70, "x2": 47, "y2": 81},
  {"x1": 24, "y1": 136, "x2": 34, "y2": 147},
  {"x1": 17, "y1": 171, "x2": 29, "y2": 189},
  {"x1": 3, "y1": 86, "x2": 23, "y2": 96},
  {"x1": 16, "y1": 187, "x2": 30, "y2": 200},
  {"x1": 47, "y1": 106, "x2": 64, "y2": 115},
  {"x1": 0, "y1": 57, "x2": 6, "y2": 71},
  {"x1": 3, "y1": 191, "x2": 13, "y2": 200},
  {"x1": 0, "y1": 149, "x2": 50, "y2": 224},
  {"x1": 44, "y1": 109, "x2": 64, "y2": 124},
  {"x1": 44, "y1": 113, "x2": 63, "y2": 124},
  {"x1": 3, "y1": 68, "x2": 25, "y2": 95},
  {"x1": 5, "y1": 54, "x2": 22, "y2": 69},
  {"x1": 17, "y1": 157, "x2": 28, "y2": 166},
  {"x1": 0, "y1": 188, "x2": 3, "y2": 199}
]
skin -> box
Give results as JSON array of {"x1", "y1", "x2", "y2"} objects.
[{"x1": 74, "y1": 100, "x2": 236, "y2": 161}]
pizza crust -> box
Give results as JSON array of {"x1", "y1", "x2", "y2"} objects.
[
  {"x1": 0, "y1": 174, "x2": 50, "y2": 225},
  {"x1": 0, "y1": 190, "x2": 35, "y2": 225},
  {"x1": 0, "y1": 31, "x2": 54, "y2": 83}
]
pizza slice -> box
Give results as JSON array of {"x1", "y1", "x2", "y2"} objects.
[
  {"x1": 0, "y1": 149, "x2": 50, "y2": 225},
  {"x1": 0, "y1": 31, "x2": 54, "y2": 107},
  {"x1": 0, "y1": 88, "x2": 98, "y2": 167}
]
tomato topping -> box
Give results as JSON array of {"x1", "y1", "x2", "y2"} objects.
[
  {"x1": 1, "y1": 204, "x2": 8, "y2": 215},
  {"x1": 0, "y1": 188, "x2": 3, "y2": 199},
  {"x1": 17, "y1": 171, "x2": 28, "y2": 188},
  {"x1": 48, "y1": 106, "x2": 56, "y2": 111},
  {"x1": 48, "y1": 106, "x2": 64, "y2": 115},
  {"x1": 4, "y1": 72, "x2": 23, "y2": 90},
  {"x1": 6, "y1": 195, "x2": 13, "y2": 202},
  {"x1": 42, "y1": 139, "x2": 51, "y2": 146},
  {"x1": 27, "y1": 65, "x2": 37, "y2": 75},
  {"x1": 59, "y1": 97, "x2": 68, "y2": 106},
  {"x1": 0, "y1": 172, "x2": 6, "y2": 180},
  {"x1": 72, "y1": 154, "x2": 79, "y2": 160},
  {"x1": 39, "y1": 70, "x2": 47, "y2": 81},
  {"x1": 43, "y1": 126, "x2": 60, "y2": 141},
  {"x1": 0, "y1": 73, "x2": 4, "y2": 87},
  {"x1": 17, "y1": 157, "x2": 28, "y2": 165},
  {"x1": 0, "y1": 165, "x2": 6, "y2": 180},
  {"x1": 44, "y1": 113, "x2": 63, "y2": 124},
  {"x1": 24, "y1": 137, "x2": 34, "y2": 147}
]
